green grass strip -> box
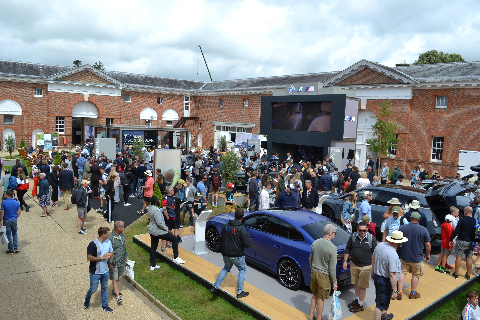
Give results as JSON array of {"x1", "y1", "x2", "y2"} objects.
[
  {"x1": 124, "y1": 215, "x2": 256, "y2": 320},
  {"x1": 423, "y1": 278, "x2": 480, "y2": 320}
]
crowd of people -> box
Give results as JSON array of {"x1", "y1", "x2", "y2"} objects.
[{"x1": 2, "y1": 143, "x2": 479, "y2": 317}]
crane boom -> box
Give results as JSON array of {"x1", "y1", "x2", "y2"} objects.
[{"x1": 198, "y1": 45, "x2": 213, "y2": 82}]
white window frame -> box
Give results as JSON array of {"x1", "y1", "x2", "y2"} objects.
[
  {"x1": 220, "y1": 99, "x2": 224, "y2": 108},
  {"x1": 184, "y1": 96, "x2": 190, "y2": 111},
  {"x1": 145, "y1": 119, "x2": 151, "y2": 126},
  {"x1": 166, "y1": 120, "x2": 173, "y2": 127},
  {"x1": 56, "y1": 116, "x2": 65, "y2": 134},
  {"x1": 431, "y1": 136, "x2": 444, "y2": 162},
  {"x1": 436, "y1": 95, "x2": 448, "y2": 108},
  {"x1": 34, "y1": 88, "x2": 43, "y2": 97},
  {"x1": 198, "y1": 122, "x2": 202, "y2": 129},
  {"x1": 157, "y1": 97, "x2": 163, "y2": 105},
  {"x1": 244, "y1": 99, "x2": 248, "y2": 107},
  {"x1": 199, "y1": 100, "x2": 203, "y2": 108},
  {"x1": 389, "y1": 134, "x2": 398, "y2": 158},
  {"x1": 4, "y1": 115, "x2": 13, "y2": 125},
  {"x1": 124, "y1": 94, "x2": 131, "y2": 103},
  {"x1": 106, "y1": 118, "x2": 114, "y2": 126}
]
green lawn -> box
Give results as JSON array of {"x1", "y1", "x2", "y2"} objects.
[
  {"x1": 4, "y1": 159, "x2": 32, "y2": 175},
  {"x1": 124, "y1": 215, "x2": 255, "y2": 320},
  {"x1": 424, "y1": 279, "x2": 480, "y2": 320}
]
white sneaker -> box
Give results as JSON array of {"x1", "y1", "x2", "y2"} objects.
[
  {"x1": 174, "y1": 257, "x2": 185, "y2": 264},
  {"x1": 124, "y1": 203, "x2": 131, "y2": 206},
  {"x1": 150, "y1": 265, "x2": 161, "y2": 271},
  {"x1": 129, "y1": 195, "x2": 135, "y2": 198}
]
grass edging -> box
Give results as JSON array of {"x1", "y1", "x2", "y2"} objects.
[
  {"x1": 133, "y1": 236, "x2": 272, "y2": 320},
  {"x1": 123, "y1": 275, "x2": 182, "y2": 320},
  {"x1": 408, "y1": 274, "x2": 480, "y2": 320}
]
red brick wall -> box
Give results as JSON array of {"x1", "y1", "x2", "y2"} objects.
[
  {"x1": 365, "y1": 88, "x2": 480, "y2": 178},
  {"x1": 337, "y1": 67, "x2": 403, "y2": 85},
  {"x1": 60, "y1": 70, "x2": 112, "y2": 84}
]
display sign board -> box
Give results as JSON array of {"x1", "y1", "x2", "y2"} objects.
[
  {"x1": 95, "y1": 138, "x2": 117, "y2": 160},
  {"x1": 285, "y1": 83, "x2": 318, "y2": 95},
  {"x1": 51, "y1": 134, "x2": 59, "y2": 147},
  {"x1": 44, "y1": 134, "x2": 52, "y2": 150},
  {"x1": 154, "y1": 149, "x2": 181, "y2": 187},
  {"x1": 247, "y1": 139, "x2": 260, "y2": 160},
  {"x1": 36, "y1": 133, "x2": 45, "y2": 149},
  {"x1": 329, "y1": 147, "x2": 343, "y2": 170}
]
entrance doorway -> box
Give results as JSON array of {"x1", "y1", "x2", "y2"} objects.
[{"x1": 72, "y1": 117, "x2": 82, "y2": 145}]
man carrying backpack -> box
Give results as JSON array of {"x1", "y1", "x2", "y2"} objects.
[
  {"x1": 76, "y1": 180, "x2": 92, "y2": 235},
  {"x1": 210, "y1": 167, "x2": 222, "y2": 207},
  {"x1": 343, "y1": 221, "x2": 378, "y2": 313}
]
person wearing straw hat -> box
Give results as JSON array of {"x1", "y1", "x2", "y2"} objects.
[
  {"x1": 403, "y1": 200, "x2": 428, "y2": 228},
  {"x1": 382, "y1": 206, "x2": 409, "y2": 242},
  {"x1": 397, "y1": 212, "x2": 431, "y2": 300},
  {"x1": 371, "y1": 230, "x2": 408, "y2": 320}
]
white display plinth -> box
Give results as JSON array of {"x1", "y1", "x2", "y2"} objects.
[
  {"x1": 192, "y1": 210, "x2": 212, "y2": 256},
  {"x1": 315, "y1": 195, "x2": 329, "y2": 214}
]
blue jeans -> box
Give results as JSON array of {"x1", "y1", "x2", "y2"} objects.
[
  {"x1": 248, "y1": 194, "x2": 258, "y2": 211},
  {"x1": 4, "y1": 219, "x2": 18, "y2": 251},
  {"x1": 78, "y1": 170, "x2": 84, "y2": 186},
  {"x1": 214, "y1": 256, "x2": 247, "y2": 294},
  {"x1": 85, "y1": 271, "x2": 110, "y2": 308},
  {"x1": 130, "y1": 179, "x2": 137, "y2": 196}
]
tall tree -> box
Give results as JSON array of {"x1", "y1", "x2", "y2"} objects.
[
  {"x1": 93, "y1": 61, "x2": 105, "y2": 71},
  {"x1": 365, "y1": 99, "x2": 401, "y2": 174},
  {"x1": 413, "y1": 50, "x2": 465, "y2": 65},
  {"x1": 73, "y1": 60, "x2": 82, "y2": 67}
]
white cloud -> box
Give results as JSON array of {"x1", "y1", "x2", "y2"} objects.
[{"x1": 0, "y1": 0, "x2": 479, "y2": 81}]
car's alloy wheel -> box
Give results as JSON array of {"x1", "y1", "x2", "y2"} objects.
[
  {"x1": 277, "y1": 258, "x2": 303, "y2": 290},
  {"x1": 205, "y1": 227, "x2": 220, "y2": 252}
]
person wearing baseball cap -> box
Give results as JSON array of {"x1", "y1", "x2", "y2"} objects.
[
  {"x1": 291, "y1": 181, "x2": 301, "y2": 208},
  {"x1": 225, "y1": 183, "x2": 236, "y2": 213},
  {"x1": 138, "y1": 170, "x2": 154, "y2": 215},
  {"x1": 383, "y1": 206, "x2": 409, "y2": 242},
  {"x1": 436, "y1": 214, "x2": 455, "y2": 274},
  {"x1": 275, "y1": 183, "x2": 295, "y2": 208},
  {"x1": 397, "y1": 211, "x2": 431, "y2": 300},
  {"x1": 372, "y1": 230, "x2": 408, "y2": 320},
  {"x1": 357, "y1": 191, "x2": 373, "y2": 224}
]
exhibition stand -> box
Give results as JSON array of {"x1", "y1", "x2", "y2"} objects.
[{"x1": 192, "y1": 210, "x2": 211, "y2": 255}]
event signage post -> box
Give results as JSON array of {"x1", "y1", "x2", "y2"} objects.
[{"x1": 192, "y1": 210, "x2": 212, "y2": 256}]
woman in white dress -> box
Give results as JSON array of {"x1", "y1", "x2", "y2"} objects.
[{"x1": 259, "y1": 182, "x2": 271, "y2": 210}]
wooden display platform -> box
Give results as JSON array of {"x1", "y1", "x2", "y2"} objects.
[
  {"x1": 134, "y1": 233, "x2": 309, "y2": 320},
  {"x1": 136, "y1": 229, "x2": 474, "y2": 320},
  {"x1": 345, "y1": 261, "x2": 472, "y2": 320}
]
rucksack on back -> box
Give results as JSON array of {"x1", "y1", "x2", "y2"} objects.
[
  {"x1": 475, "y1": 219, "x2": 480, "y2": 241},
  {"x1": 212, "y1": 175, "x2": 220, "y2": 189},
  {"x1": 8, "y1": 176, "x2": 18, "y2": 190},
  {"x1": 71, "y1": 187, "x2": 79, "y2": 205}
]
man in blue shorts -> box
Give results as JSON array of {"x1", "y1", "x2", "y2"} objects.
[
  {"x1": 0, "y1": 190, "x2": 21, "y2": 254},
  {"x1": 371, "y1": 230, "x2": 408, "y2": 320}
]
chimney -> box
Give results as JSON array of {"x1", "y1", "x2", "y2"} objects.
[{"x1": 396, "y1": 60, "x2": 409, "y2": 67}]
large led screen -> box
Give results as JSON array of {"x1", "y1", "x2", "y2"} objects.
[{"x1": 271, "y1": 101, "x2": 332, "y2": 132}]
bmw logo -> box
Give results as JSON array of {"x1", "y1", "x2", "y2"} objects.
[{"x1": 288, "y1": 85, "x2": 295, "y2": 94}]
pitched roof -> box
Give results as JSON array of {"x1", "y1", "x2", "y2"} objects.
[
  {"x1": 45, "y1": 64, "x2": 125, "y2": 87},
  {"x1": 323, "y1": 59, "x2": 417, "y2": 86},
  {"x1": 395, "y1": 61, "x2": 480, "y2": 83}
]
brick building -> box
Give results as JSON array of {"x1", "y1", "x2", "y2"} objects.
[{"x1": 0, "y1": 59, "x2": 479, "y2": 177}]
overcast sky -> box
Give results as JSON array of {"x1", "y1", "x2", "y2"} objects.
[{"x1": 1, "y1": 0, "x2": 479, "y2": 82}]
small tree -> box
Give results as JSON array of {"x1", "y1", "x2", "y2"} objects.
[
  {"x1": 365, "y1": 99, "x2": 401, "y2": 175},
  {"x1": 131, "y1": 136, "x2": 145, "y2": 158},
  {"x1": 152, "y1": 183, "x2": 163, "y2": 206},
  {"x1": 53, "y1": 152, "x2": 62, "y2": 165},
  {"x1": 19, "y1": 137, "x2": 26, "y2": 148},
  {"x1": 73, "y1": 60, "x2": 82, "y2": 67},
  {"x1": 93, "y1": 61, "x2": 105, "y2": 71},
  {"x1": 217, "y1": 135, "x2": 227, "y2": 152},
  {"x1": 220, "y1": 151, "x2": 240, "y2": 186},
  {"x1": 4, "y1": 135, "x2": 16, "y2": 157}
]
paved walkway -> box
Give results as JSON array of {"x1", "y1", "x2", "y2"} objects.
[{"x1": 0, "y1": 186, "x2": 169, "y2": 319}]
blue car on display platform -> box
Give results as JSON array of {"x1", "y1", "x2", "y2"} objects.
[{"x1": 205, "y1": 208, "x2": 351, "y2": 290}]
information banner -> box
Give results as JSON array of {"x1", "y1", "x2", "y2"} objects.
[
  {"x1": 44, "y1": 134, "x2": 52, "y2": 150},
  {"x1": 51, "y1": 134, "x2": 59, "y2": 147},
  {"x1": 36, "y1": 133, "x2": 44, "y2": 149}
]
